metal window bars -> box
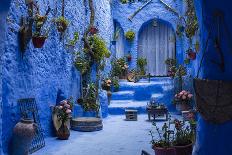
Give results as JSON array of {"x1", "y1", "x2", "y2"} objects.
[{"x1": 18, "y1": 98, "x2": 45, "y2": 153}]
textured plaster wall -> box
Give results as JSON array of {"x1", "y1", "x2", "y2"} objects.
[
  {"x1": 112, "y1": 0, "x2": 191, "y2": 70},
  {"x1": 193, "y1": 0, "x2": 232, "y2": 155},
  {"x1": 0, "y1": 0, "x2": 113, "y2": 154}
]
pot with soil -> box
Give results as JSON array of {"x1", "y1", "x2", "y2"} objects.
[{"x1": 32, "y1": 35, "x2": 47, "y2": 48}]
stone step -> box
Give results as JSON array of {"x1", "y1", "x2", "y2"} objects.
[{"x1": 111, "y1": 91, "x2": 135, "y2": 100}]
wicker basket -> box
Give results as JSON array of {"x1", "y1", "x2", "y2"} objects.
[{"x1": 194, "y1": 78, "x2": 232, "y2": 124}]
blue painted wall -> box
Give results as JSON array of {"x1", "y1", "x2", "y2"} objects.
[
  {"x1": 193, "y1": 0, "x2": 232, "y2": 154},
  {"x1": 0, "y1": 0, "x2": 113, "y2": 154}
]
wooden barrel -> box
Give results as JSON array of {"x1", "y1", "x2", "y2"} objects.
[{"x1": 71, "y1": 117, "x2": 103, "y2": 132}]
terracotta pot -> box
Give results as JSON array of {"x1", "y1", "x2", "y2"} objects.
[
  {"x1": 57, "y1": 121, "x2": 70, "y2": 140},
  {"x1": 32, "y1": 36, "x2": 46, "y2": 48},
  {"x1": 176, "y1": 103, "x2": 190, "y2": 113},
  {"x1": 174, "y1": 143, "x2": 193, "y2": 155},
  {"x1": 153, "y1": 146, "x2": 176, "y2": 155},
  {"x1": 56, "y1": 21, "x2": 67, "y2": 32},
  {"x1": 12, "y1": 119, "x2": 37, "y2": 155},
  {"x1": 89, "y1": 27, "x2": 98, "y2": 35},
  {"x1": 188, "y1": 52, "x2": 196, "y2": 60}
]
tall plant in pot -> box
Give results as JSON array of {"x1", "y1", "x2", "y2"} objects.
[
  {"x1": 137, "y1": 58, "x2": 147, "y2": 75},
  {"x1": 149, "y1": 121, "x2": 176, "y2": 155},
  {"x1": 173, "y1": 119, "x2": 195, "y2": 155},
  {"x1": 174, "y1": 90, "x2": 193, "y2": 113}
]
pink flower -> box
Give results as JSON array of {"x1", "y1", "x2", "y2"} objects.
[
  {"x1": 180, "y1": 92, "x2": 184, "y2": 95},
  {"x1": 188, "y1": 94, "x2": 193, "y2": 98},
  {"x1": 65, "y1": 109, "x2": 72, "y2": 114},
  {"x1": 58, "y1": 106, "x2": 63, "y2": 109},
  {"x1": 182, "y1": 95, "x2": 186, "y2": 100}
]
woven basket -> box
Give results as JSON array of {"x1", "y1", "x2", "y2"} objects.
[{"x1": 194, "y1": 78, "x2": 232, "y2": 124}]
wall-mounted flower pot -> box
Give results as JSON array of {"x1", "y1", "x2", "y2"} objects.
[
  {"x1": 174, "y1": 143, "x2": 193, "y2": 155},
  {"x1": 188, "y1": 51, "x2": 196, "y2": 60},
  {"x1": 32, "y1": 36, "x2": 46, "y2": 48},
  {"x1": 89, "y1": 27, "x2": 99, "y2": 35},
  {"x1": 56, "y1": 21, "x2": 67, "y2": 32},
  {"x1": 111, "y1": 40, "x2": 116, "y2": 45},
  {"x1": 153, "y1": 146, "x2": 176, "y2": 155}
]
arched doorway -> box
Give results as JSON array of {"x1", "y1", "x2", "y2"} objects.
[
  {"x1": 138, "y1": 19, "x2": 176, "y2": 76},
  {"x1": 113, "y1": 21, "x2": 125, "y2": 58}
]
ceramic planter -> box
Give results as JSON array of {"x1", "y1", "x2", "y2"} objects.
[
  {"x1": 153, "y1": 146, "x2": 176, "y2": 155},
  {"x1": 12, "y1": 119, "x2": 37, "y2": 155},
  {"x1": 32, "y1": 36, "x2": 46, "y2": 48},
  {"x1": 188, "y1": 52, "x2": 196, "y2": 60},
  {"x1": 174, "y1": 143, "x2": 193, "y2": 155},
  {"x1": 89, "y1": 27, "x2": 99, "y2": 35}
]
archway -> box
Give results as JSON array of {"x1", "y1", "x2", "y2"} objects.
[
  {"x1": 113, "y1": 20, "x2": 125, "y2": 58},
  {"x1": 138, "y1": 19, "x2": 176, "y2": 76}
]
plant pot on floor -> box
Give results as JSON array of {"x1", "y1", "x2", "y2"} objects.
[
  {"x1": 32, "y1": 36, "x2": 46, "y2": 48},
  {"x1": 174, "y1": 143, "x2": 193, "y2": 155},
  {"x1": 153, "y1": 146, "x2": 176, "y2": 155},
  {"x1": 12, "y1": 119, "x2": 37, "y2": 155},
  {"x1": 56, "y1": 121, "x2": 70, "y2": 140}
]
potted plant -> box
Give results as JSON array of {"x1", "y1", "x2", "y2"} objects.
[
  {"x1": 174, "y1": 90, "x2": 193, "y2": 113},
  {"x1": 186, "y1": 49, "x2": 196, "y2": 60},
  {"x1": 173, "y1": 119, "x2": 195, "y2": 155},
  {"x1": 127, "y1": 54, "x2": 132, "y2": 62},
  {"x1": 74, "y1": 53, "x2": 90, "y2": 75},
  {"x1": 55, "y1": 99, "x2": 73, "y2": 140},
  {"x1": 120, "y1": 0, "x2": 128, "y2": 4},
  {"x1": 102, "y1": 78, "x2": 112, "y2": 102},
  {"x1": 125, "y1": 30, "x2": 135, "y2": 41},
  {"x1": 150, "y1": 122, "x2": 176, "y2": 155},
  {"x1": 137, "y1": 58, "x2": 147, "y2": 75},
  {"x1": 56, "y1": 16, "x2": 69, "y2": 32},
  {"x1": 66, "y1": 32, "x2": 79, "y2": 52},
  {"x1": 111, "y1": 58, "x2": 129, "y2": 79},
  {"x1": 89, "y1": 26, "x2": 99, "y2": 35}
]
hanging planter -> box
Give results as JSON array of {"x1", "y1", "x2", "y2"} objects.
[
  {"x1": 194, "y1": 78, "x2": 232, "y2": 124},
  {"x1": 32, "y1": 35, "x2": 47, "y2": 48},
  {"x1": 125, "y1": 30, "x2": 135, "y2": 41},
  {"x1": 186, "y1": 49, "x2": 196, "y2": 60},
  {"x1": 89, "y1": 26, "x2": 99, "y2": 35},
  {"x1": 56, "y1": 16, "x2": 69, "y2": 33}
]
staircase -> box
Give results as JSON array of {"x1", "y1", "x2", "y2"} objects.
[{"x1": 108, "y1": 77, "x2": 175, "y2": 115}]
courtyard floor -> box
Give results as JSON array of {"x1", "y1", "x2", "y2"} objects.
[{"x1": 33, "y1": 114, "x2": 164, "y2": 155}]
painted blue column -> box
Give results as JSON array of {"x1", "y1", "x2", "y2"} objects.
[{"x1": 193, "y1": 0, "x2": 232, "y2": 154}]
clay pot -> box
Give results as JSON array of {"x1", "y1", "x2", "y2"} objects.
[
  {"x1": 174, "y1": 143, "x2": 193, "y2": 155},
  {"x1": 56, "y1": 21, "x2": 68, "y2": 32},
  {"x1": 153, "y1": 146, "x2": 176, "y2": 155},
  {"x1": 32, "y1": 36, "x2": 46, "y2": 48},
  {"x1": 57, "y1": 121, "x2": 70, "y2": 140},
  {"x1": 89, "y1": 27, "x2": 99, "y2": 35},
  {"x1": 12, "y1": 119, "x2": 37, "y2": 155},
  {"x1": 187, "y1": 51, "x2": 196, "y2": 60}
]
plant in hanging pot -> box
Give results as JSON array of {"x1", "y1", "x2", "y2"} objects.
[
  {"x1": 149, "y1": 122, "x2": 176, "y2": 155},
  {"x1": 125, "y1": 30, "x2": 135, "y2": 41},
  {"x1": 66, "y1": 32, "x2": 79, "y2": 52},
  {"x1": 56, "y1": 99, "x2": 73, "y2": 140},
  {"x1": 173, "y1": 119, "x2": 195, "y2": 155},
  {"x1": 89, "y1": 26, "x2": 99, "y2": 35},
  {"x1": 56, "y1": 16, "x2": 69, "y2": 32},
  {"x1": 137, "y1": 58, "x2": 147, "y2": 75},
  {"x1": 186, "y1": 49, "x2": 196, "y2": 60},
  {"x1": 174, "y1": 90, "x2": 193, "y2": 113}
]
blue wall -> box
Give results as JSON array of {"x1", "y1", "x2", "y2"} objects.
[
  {"x1": 193, "y1": 0, "x2": 232, "y2": 154},
  {"x1": 0, "y1": 0, "x2": 113, "y2": 154}
]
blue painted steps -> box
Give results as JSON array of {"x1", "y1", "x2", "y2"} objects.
[{"x1": 108, "y1": 77, "x2": 175, "y2": 115}]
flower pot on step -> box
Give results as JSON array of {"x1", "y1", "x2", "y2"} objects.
[
  {"x1": 153, "y1": 146, "x2": 176, "y2": 155},
  {"x1": 174, "y1": 143, "x2": 193, "y2": 155}
]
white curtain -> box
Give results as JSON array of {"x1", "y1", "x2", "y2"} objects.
[
  {"x1": 138, "y1": 21, "x2": 175, "y2": 76},
  {"x1": 115, "y1": 27, "x2": 125, "y2": 58}
]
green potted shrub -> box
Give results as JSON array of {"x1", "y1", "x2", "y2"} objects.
[
  {"x1": 150, "y1": 122, "x2": 176, "y2": 155},
  {"x1": 173, "y1": 119, "x2": 195, "y2": 155},
  {"x1": 125, "y1": 30, "x2": 135, "y2": 41},
  {"x1": 137, "y1": 58, "x2": 147, "y2": 75},
  {"x1": 74, "y1": 53, "x2": 90, "y2": 75},
  {"x1": 56, "y1": 16, "x2": 69, "y2": 32}
]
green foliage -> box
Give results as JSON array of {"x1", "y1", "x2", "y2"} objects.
[
  {"x1": 137, "y1": 58, "x2": 147, "y2": 75},
  {"x1": 125, "y1": 30, "x2": 135, "y2": 41},
  {"x1": 88, "y1": 35, "x2": 111, "y2": 63},
  {"x1": 56, "y1": 16, "x2": 69, "y2": 27},
  {"x1": 33, "y1": 14, "x2": 48, "y2": 37},
  {"x1": 68, "y1": 32, "x2": 79, "y2": 46},
  {"x1": 74, "y1": 53, "x2": 90, "y2": 75},
  {"x1": 112, "y1": 77, "x2": 120, "y2": 92},
  {"x1": 78, "y1": 83, "x2": 99, "y2": 112},
  {"x1": 120, "y1": 0, "x2": 128, "y2": 4},
  {"x1": 111, "y1": 58, "x2": 128, "y2": 77}
]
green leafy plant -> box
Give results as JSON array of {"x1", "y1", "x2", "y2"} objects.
[
  {"x1": 77, "y1": 83, "x2": 99, "y2": 112},
  {"x1": 56, "y1": 97, "x2": 73, "y2": 123},
  {"x1": 120, "y1": 0, "x2": 128, "y2": 4},
  {"x1": 137, "y1": 58, "x2": 147, "y2": 75},
  {"x1": 33, "y1": 13, "x2": 49, "y2": 37},
  {"x1": 88, "y1": 35, "x2": 111, "y2": 63},
  {"x1": 74, "y1": 53, "x2": 90, "y2": 75},
  {"x1": 56, "y1": 16, "x2": 69, "y2": 32},
  {"x1": 125, "y1": 30, "x2": 135, "y2": 41},
  {"x1": 112, "y1": 77, "x2": 120, "y2": 92},
  {"x1": 111, "y1": 58, "x2": 129, "y2": 78}
]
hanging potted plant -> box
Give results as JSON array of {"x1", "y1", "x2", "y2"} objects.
[
  {"x1": 173, "y1": 119, "x2": 195, "y2": 155},
  {"x1": 149, "y1": 122, "x2": 176, "y2": 155},
  {"x1": 32, "y1": 7, "x2": 50, "y2": 48},
  {"x1": 127, "y1": 53, "x2": 132, "y2": 62},
  {"x1": 186, "y1": 49, "x2": 196, "y2": 60},
  {"x1": 56, "y1": 16, "x2": 69, "y2": 32},
  {"x1": 174, "y1": 90, "x2": 193, "y2": 113},
  {"x1": 55, "y1": 99, "x2": 73, "y2": 140},
  {"x1": 66, "y1": 32, "x2": 79, "y2": 52},
  {"x1": 89, "y1": 26, "x2": 99, "y2": 35},
  {"x1": 125, "y1": 30, "x2": 135, "y2": 41},
  {"x1": 137, "y1": 58, "x2": 147, "y2": 75}
]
